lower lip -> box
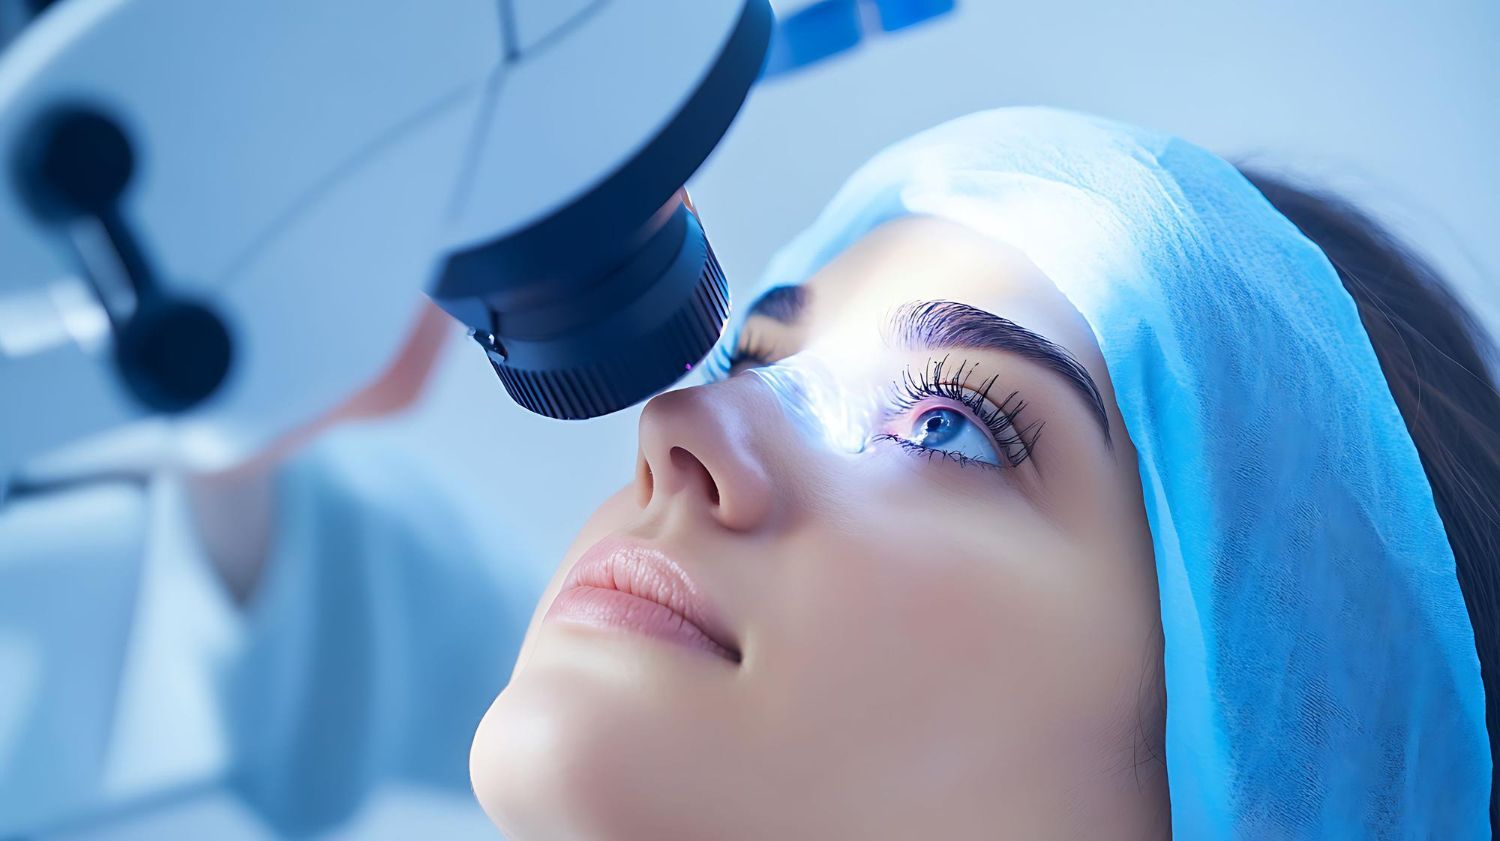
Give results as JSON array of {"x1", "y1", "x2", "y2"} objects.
[{"x1": 545, "y1": 585, "x2": 739, "y2": 662}]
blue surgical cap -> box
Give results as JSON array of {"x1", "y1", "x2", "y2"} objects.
[{"x1": 749, "y1": 107, "x2": 1490, "y2": 837}]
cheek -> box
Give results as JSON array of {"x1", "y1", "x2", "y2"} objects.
[
  {"x1": 771, "y1": 513, "x2": 1065, "y2": 717},
  {"x1": 757, "y1": 472, "x2": 1160, "y2": 794}
]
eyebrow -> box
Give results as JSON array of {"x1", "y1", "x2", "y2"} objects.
[
  {"x1": 743, "y1": 288, "x2": 1112, "y2": 445},
  {"x1": 743, "y1": 284, "x2": 808, "y2": 324}
]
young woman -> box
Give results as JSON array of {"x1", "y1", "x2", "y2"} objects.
[{"x1": 469, "y1": 108, "x2": 1499, "y2": 839}]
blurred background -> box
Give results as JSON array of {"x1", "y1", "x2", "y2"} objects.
[
  {"x1": 390, "y1": 0, "x2": 1500, "y2": 579},
  {"x1": 5, "y1": 2, "x2": 1495, "y2": 838}
]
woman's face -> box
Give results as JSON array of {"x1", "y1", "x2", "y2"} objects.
[{"x1": 472, "y1": 217, "x2": 1167, "y2": 840}]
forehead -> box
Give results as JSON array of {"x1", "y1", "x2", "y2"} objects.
[{"x1": 782, "y1": 216, "x2": 1107, "y2": 383}]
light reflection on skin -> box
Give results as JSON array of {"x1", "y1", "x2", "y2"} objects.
[
  {"x1": 471, "y1": 216, "x2": 1168, "y2": 841},
  {"x1": 743, "y1": 354, "x2": 883, "y2": 455}
]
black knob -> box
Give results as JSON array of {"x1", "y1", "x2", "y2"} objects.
[
  {"x1": 16, "y1": 106, "x2": 134, "y2": 222},
  {"x1": 115, "y1": 300, "x2": 234, "y2": 414}
]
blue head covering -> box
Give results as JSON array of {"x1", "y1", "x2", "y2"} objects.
[{"x1": 749, "y1": 107, "x2": 1490, "y2": 837}]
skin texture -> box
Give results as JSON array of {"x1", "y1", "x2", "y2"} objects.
[{"x1": 471, "y1": 216, "x2": 1170, "y2": 840}]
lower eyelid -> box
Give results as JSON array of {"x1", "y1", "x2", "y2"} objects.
[{"x1": 871, "y1": 433, "x2": 1008, "y2": 472}]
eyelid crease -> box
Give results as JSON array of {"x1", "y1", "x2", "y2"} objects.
[{"x1": 886, "y1": 300, "x2": 1111, "y2": 448}]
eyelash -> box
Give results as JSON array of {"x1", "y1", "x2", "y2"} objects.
[
  {"x1": 875, "y1": 354, "x2": 1042, "y2": 470},
  {"x1": 710, "y1": 345, "x2": 1043, "y2": 471},
  {"x1": 705, "y1": 330, "x2": 770, "y2": 381}
]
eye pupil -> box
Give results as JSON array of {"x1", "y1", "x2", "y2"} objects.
[{"x1": 914, "y1": 408, "x2": 962, "y2": 447}]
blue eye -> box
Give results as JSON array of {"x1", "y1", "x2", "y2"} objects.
[{"x1": 905, "y1": 406, "x2": 1003, "y2": 465}]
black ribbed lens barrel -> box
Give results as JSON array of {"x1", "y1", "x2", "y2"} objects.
[{"x1": 462, "y1": 202, "x2": 729, "y2": 420}]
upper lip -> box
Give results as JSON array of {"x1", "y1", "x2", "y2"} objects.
[{"x1": 560, "y1": 537, "x2": 741, "y2": 661}]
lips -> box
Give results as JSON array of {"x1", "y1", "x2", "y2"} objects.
[{"x1": 544, "y1": 537, "x2": 741, "y2": 664}]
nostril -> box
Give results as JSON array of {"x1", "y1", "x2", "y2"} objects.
[
  {"x1": 669, "y1": 446, "x2": 720, "y2": 507},
  {"x1": 636, "y1": 455, "x2": 654, "y2": 507}
]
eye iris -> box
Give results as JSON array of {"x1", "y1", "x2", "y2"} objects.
[{"x1": 913, "y1": 408, "x2": 963, "y2": 447}]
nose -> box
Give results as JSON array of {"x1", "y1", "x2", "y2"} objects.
[{"x1": 635, "y1": 378, "x2": 776, "y2": 532}]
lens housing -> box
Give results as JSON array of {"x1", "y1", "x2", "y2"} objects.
[{"x1": 464, "y1": 200, "x2": 728, "y2": 419}]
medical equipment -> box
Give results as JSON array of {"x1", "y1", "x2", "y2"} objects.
[
  {"x1": 746, "y1": 107, "x2": 1491, "y2": 837},
  {"x1": 0, "y1": 1, "x2": 773, "y2": 499},
  {"x1": 0, "y1": 0, "x2": 957, "y2": 498}
]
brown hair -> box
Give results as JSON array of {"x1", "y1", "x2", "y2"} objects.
[{"x1": 1242, "y1": 169, "x2": 1500, "y2": 828}]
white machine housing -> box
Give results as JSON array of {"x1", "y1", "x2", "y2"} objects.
[{"x1": 0, "y1": 0, "x2": 757, "y2": 490}]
